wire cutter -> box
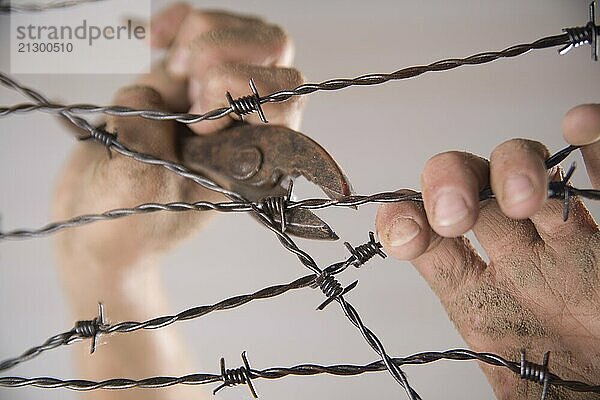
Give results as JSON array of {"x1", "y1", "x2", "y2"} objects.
[{"x1": 179, "y1": 122, "x2": 352, "y2": 241}]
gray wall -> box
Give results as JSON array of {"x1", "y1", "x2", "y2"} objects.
[{"x1": 1, "y1": 1, "x2": 598, "y2": 399}]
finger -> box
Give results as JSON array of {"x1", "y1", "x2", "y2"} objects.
[
  {"x1": 150, "y1": 2, "x2": 191, "y2": 48},
  {"x1": 188, "y1": 64, "x2": 305, "y2": 135},
  {"x1": 562, "y1": 104, "x2": 600, "y2": 188},
  {"x1": 472, "y1": 199, "x2": 541, "y2": 262},
  {"x1": 105, "y1": 85, "x2": 176, "y2": 159},
  {"x1": 184, "y1": 23, "x2": 293, "y2": 79},
  {"x1": 421, "y1": 151, "x2": 489, "y2": 237},
  {"x1": 376, "y1": 192, "x2": 487, "y2": 304},
  {"x1": 167, "y1": 10, "x2": 274, "y2": 77},
  {"x1": 489, "y1": 139, "x2": 549, "y2": 220}
]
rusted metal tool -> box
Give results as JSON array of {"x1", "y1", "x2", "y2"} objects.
[{"x1": 179, "y1": 122, "x2": 352, "y2": 240}]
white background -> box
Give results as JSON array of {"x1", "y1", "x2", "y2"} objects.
[{"x1": 0, "y1": 1, "x2": 599, "y2": 400}]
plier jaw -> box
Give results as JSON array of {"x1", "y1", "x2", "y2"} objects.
[{"x1": 179, "y1": 123, "x2": 353, "y2": 240}]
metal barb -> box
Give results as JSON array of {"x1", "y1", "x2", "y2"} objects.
[
  {"x1": 344, "y1": 232, "x2": 387, "y2": 269},
  {"x1": 259, "y1": 180, "x2": 294, "y2": 233},
  {"x1": 226, "y1": 79, "x2": 268, "y2": 123},
  {"x1": 213, "y1": 352, "x2": 258, "y2": 398},
  {"x1": 79, "y1": 126, "x2": 117, "y2": 158},
  {"x1": 312, "y1": 272, "x2": 359, "y2": 311},
  {"x1": 520, "y1": 350, "x2": 551, "y2": 400},
  {"x1": 74, "y1": 303, "x2": 106, "y2": 354},
  {"x1": 559, "y1": 1, "x2": 599, "y2": 60},
  {"x1": 548, "y1": 162, "x2": 577, "y2": 221}
]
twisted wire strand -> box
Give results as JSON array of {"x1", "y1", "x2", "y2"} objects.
[
  {"x1": 1, "y1": 349, "x2": 598, "y2": 393},
  {"x1": 3, "y1": 181, "x2": 599, "y2": 241},
  {"x1": 0, "y1": 0, "x2": 104, "y2": 12},
  {"x1": 0, "y1": 33, "x2": 574, "y2": 124},
  {"x1": 0, "y1": 194, "x2": 416, "y2": 240},
  {"x1": 0, "y1": 332, "x2": 79, "y2": 372},
  {"x1": 0, "y1": 274, "x2": 317, "y2": 372}
]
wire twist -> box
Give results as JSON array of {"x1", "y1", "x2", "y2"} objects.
[
  {"x1": 559, "y1": 1, "x2": 599, "y2": 60},
  {"x1": 226, "y1": 79, "x2": 268, "y2": 123},
  {"x1": 547, "y1": 162, "x2": 577, "y2": 221},
  {"x1": 344, "y1": 232, "x2": 387, "y2": 268},
  {"x1": 258, "y1": 181, "x2": 294, "y2": 233},
  {"x1": 520, "y1": 350, "x2": 551, "y2": 400},
  {"x1": 79, "y1": 126, "x2": 116, "y2": 148},
  {"x1": 213, "y1": 352, "x2": 258, "y2": 398},
  {"x1": 312, "y1": 272, "x2": 359, "y2": 311},
  {"x1": 74, "y1": 303, "x2": 107, "y2": 354}
]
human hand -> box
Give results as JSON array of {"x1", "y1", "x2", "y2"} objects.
[
  {"x1": 376, "y1": 104, "x2": 600, "y2": 399},
  {"x1": 54, "y1": 3, "x2": 306, "y2": 268},
  {"x1": 52, "y1": 5, "x2": 305, "y2": 399}
]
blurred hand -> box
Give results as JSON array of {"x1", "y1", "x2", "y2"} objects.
[
  {"x1": 54, "y1": 3, "x2": 306, "y2": 268},
  {"x1": 376, "y1": 104, "x2": 600, "y2": 399},
  {"x1": 52, "y1": 5, "x2": 306, "y2": 399}
]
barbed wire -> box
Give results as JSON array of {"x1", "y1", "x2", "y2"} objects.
[
  {"x1": 0, "y1": 274, "x2": 317, "y2": 372},
  {"x1": 0, "y1": 33, "x2": 583, "y2": 125},
  {"x1": 0, "y1": 0, "x2": 104, "y2": 13},
  {"x1": 1, "y1": 349, "x2": 599, "y2": 394},
  {"x1": 1, "y1": 5, "x2": 600, "y2": 400},
  {"x1": 2, "y1": 179, "x2": 600, "y2": 241}
]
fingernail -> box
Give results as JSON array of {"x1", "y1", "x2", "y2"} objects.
[
  {"x1": 385, "y1": 217, "x2": 421, "y2": 247},
  {"x1": 503, "y1": 174, "x2": 534, "y2": 206},
  {"x1": 168, "y1": 48, "x2": 188, "y2": 76},
  {"x1": 433, "y1": 190, "x2": 469, "y2": 227}
]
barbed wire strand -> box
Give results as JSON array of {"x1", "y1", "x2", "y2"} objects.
[
  {"x1": 0, "y1": 193, "x2": 417, "y2": 240},
  {"x1": 0, "y1": 33, "x2": 575, "y2": 124},
  {"x1": 0, "y1": 274, "x2": 317, "y2": 372},
  {"x1": 1, "y1": 349, "x2": 598, "y2": 393},
  {"x1": 3, "y1": 177, "x2": 600, "y2": 241},
  {"x1": 0, "y1": 0, "x2": 104, "y2": 13}
]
